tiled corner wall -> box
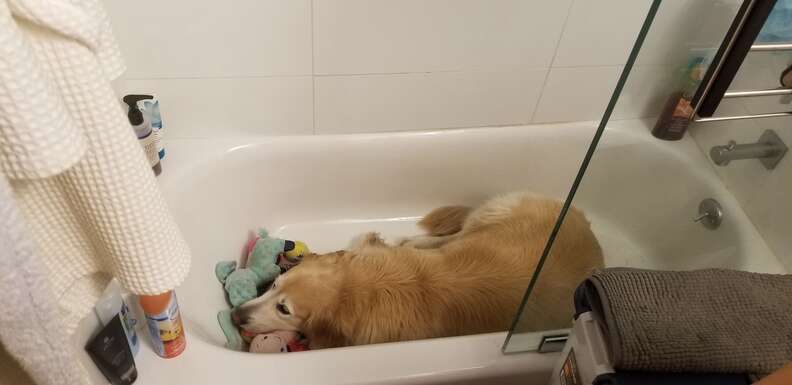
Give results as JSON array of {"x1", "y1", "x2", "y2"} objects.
[{"x1": 106, "y1": 0, "x2": 658, "y2": 138}]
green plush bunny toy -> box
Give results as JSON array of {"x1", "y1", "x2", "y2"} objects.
[{"x1": 215, "y1": 229, "x2": 286, "y2": 307}]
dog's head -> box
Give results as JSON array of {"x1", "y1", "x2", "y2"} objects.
[{"x1": 231, "y1": 251, "x2": 351, "y2": 348}]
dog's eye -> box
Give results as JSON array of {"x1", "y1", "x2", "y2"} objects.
[{"x1": 276, "y1": 302, "x2": 291, "y2": 315}]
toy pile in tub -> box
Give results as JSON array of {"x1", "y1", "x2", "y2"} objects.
[{"x1": 215, "y1": 229, "x2": 311, "y2": 353}]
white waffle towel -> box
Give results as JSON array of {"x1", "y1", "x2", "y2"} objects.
[
  {"x1": 0, "y1": 0, "x2": 191, "y2": 338},
  {"x1": 0, "y1": 177, "x2": 90, "y2": 385}
]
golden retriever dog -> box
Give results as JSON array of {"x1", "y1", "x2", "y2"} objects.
[{"x1": 232, "y1": 192, "x2": 603, "y2": 349}]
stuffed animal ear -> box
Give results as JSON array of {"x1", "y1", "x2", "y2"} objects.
[{"x1": 240, "y1": 230, "x2": 258, "y2": 267}]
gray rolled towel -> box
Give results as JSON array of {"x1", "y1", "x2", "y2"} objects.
[{"x1": 575, "y1": 268, "x2": 792, "y2": 377}]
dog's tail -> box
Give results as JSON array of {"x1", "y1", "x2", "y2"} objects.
[{"x1": 418, "y1": 206, "x2": 472, "y2": 236}]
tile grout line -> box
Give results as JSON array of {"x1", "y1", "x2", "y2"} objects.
[
  {"x1": 125, "y1": 66, "x2": 610, "y2": 82},
  {"x1": 310, "y1": 0, "x2": 317, "y2": 135},
  {"x1": 529, "y1": 0, "x2": 578, "y2": 123}
]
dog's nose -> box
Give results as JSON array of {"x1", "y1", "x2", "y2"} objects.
[{"x1": 231, "y1": 309, "x2": 243, "y2": 325}]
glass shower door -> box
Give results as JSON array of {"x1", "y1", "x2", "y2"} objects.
[{"x1": 502, "y1": 0, "x2": 786, "y2": 353}]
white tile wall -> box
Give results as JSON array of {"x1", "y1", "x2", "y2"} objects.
[
  {"x1": 612, "y1": 64, "x2": 678, "y2": 120},
  {"x1": 106, "y1": 0, "x2": 312, "y2": 78},
  {"x1": 115, "y1": 77, "x2": 314, "y2": 137},
  {"x1": 553, "y1": 0, "x2": 652, "y2": 67},
  {"x1": 634, "y1": 0, "x2": 740, "y2": 67},
  {"x1": 313, "y1": 0, "x2": 573, "y2": 75},
  {"x1": 105, "y1": 0, "x2": 679, "y2": 136},
  {"x1": 315, "y1": 70, "x2": 547, "y2": 134},
  {"x1": 532, "y1": 66, "x2": 622, "y2": 123}
]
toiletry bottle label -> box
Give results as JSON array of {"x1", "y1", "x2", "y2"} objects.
[
  {"x1": 95, "y1": 280, "x2": 140, "y2": 356},
  {"x1": 85, "y1": 315, "x2": 138, "y2": 385},
  {"x1": 560, "y1": 348, "x2": 582, "y2": 385},
  {"x1": 138, "y1": 133, "x2": 160, "y2": 168},
  {"x1": 143, "y1": 99, "x2": 165, "y2": 160},
  {"x1": 118, "y1": 299, "x2": 140, "y2": 356},
  {"x1": 153, "y1": 129, "x2": 164, "y2": 159},
  {"x1": 142, "y1": 292, "x2": 186, "y2": 358}
]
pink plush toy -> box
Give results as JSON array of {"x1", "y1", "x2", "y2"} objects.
[{"x1": 249, "y1": 331, "x2": 310, "y2": 353}]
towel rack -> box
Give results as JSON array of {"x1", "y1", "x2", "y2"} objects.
[
  {"x1": 723, "y1": 88, "x2": 792, "y2": 98},
  {"x1": 693, "y1": 86, "x2": 792, "y2": 122},
  {"x1": 690, "y1": 0, "x2": 792, "y2": 123},
  {"x1": 750, "y1": 42, "x2": 792, "y2": 51},
  {"x1": 694, "y1": 111, "x2": 792, "y2": 122}
]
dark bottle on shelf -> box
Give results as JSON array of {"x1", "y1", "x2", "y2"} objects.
[{"x1": 652, "y1": 91, "x2": 693, "y2": 141}]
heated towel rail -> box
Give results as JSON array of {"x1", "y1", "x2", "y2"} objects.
[{"x1": 691, "y1": 0, "x2": 792, "y2": 123}]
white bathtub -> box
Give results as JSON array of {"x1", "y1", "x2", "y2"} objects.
[{"x1": 115, "y1": 119, "x2": 783, "y2": 385}]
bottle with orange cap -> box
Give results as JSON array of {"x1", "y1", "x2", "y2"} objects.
[{"x1": 139, "y1": 291, "x2": 186, "y2": 358}]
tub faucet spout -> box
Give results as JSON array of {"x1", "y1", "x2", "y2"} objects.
[{"x1": 709, "y1": 129, "x2": 787, "y2": 170}]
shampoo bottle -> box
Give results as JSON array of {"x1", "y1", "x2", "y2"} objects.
[
  {"x1": 94, "y1": 279, "x2": 140, "y2": 356},
  {"x1": 85, "y1": 315, "x2": 138, "y2": 385},
  {"x1": 123, "y1": 95, "x2": 162, "y2": 175}
]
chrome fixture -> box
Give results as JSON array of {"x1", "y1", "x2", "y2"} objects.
[
  {"x1": 751, "y1": 42, "x2": 792, "y2": 52},
  {"x1": 723, "y1": 88, "x2": 792, "y2": 98},
  {"x1": 537, "y1": 334, "x2": 568, "y2": 353},
  {"x1": 694, "y1": 111, "x2": 792, "y2": 123},
  {"x1": 709, "y1": 129, "x2": 787, "y2": 170},
  {"x1": 694, "y1": 198, "x2": 723, "y2": 230}
]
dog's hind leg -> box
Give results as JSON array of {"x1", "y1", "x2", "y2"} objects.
[
  {"x1": 418, "y1": 205, "x2": 472, "y2": 236},
  {"x1": 461, "y1": 192, "x2": 539, "y2": 233},
  {"x1": 395, "y1": 205, "x2": 471, "y2": 249}
]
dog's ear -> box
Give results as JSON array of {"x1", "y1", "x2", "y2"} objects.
[
  {"x1": 302, "y1": 283, "x2": 359, "y2": 348},
  {"x1": 303, "y1": 315, "x2": 348, "y2": 349}
]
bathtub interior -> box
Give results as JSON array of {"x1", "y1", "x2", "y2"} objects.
[
  {"x1": 160, "y1": 123, "x2": 595, "y2": 348},
  {"x1": 159, "y1": 120, "x2": 784, "y2": 352}
]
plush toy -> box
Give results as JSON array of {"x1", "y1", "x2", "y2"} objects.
[
  {"x1": 215, "y1": 229, "x2": 308, "y2": 307},
  {"x1": 278, "y1": 244, "x2": 306, "y2": 272},
  {"x1": 249, "y1": 330, "x2": 310, "y2": 353},
  {"x1": 217, "y1": 309, "x2": 245, "y2": 351},
  {"x1": 218, "y1": 309, "x2": 310, "y2": 353},
  {"x1": 216, "y1": 228, "x2": 311, "y2": 352}
]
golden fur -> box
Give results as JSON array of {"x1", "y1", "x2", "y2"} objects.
[{"x1": 233, "y1": 192, "x2": 603, "y2": 349}]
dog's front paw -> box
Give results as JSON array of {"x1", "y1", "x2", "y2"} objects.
[
  {"x1": 348, "y1": 232, "x2": 385, "y2": 250},
  {"x1": 396, "y1": 235, "x2": 452, "y2": 249}
]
